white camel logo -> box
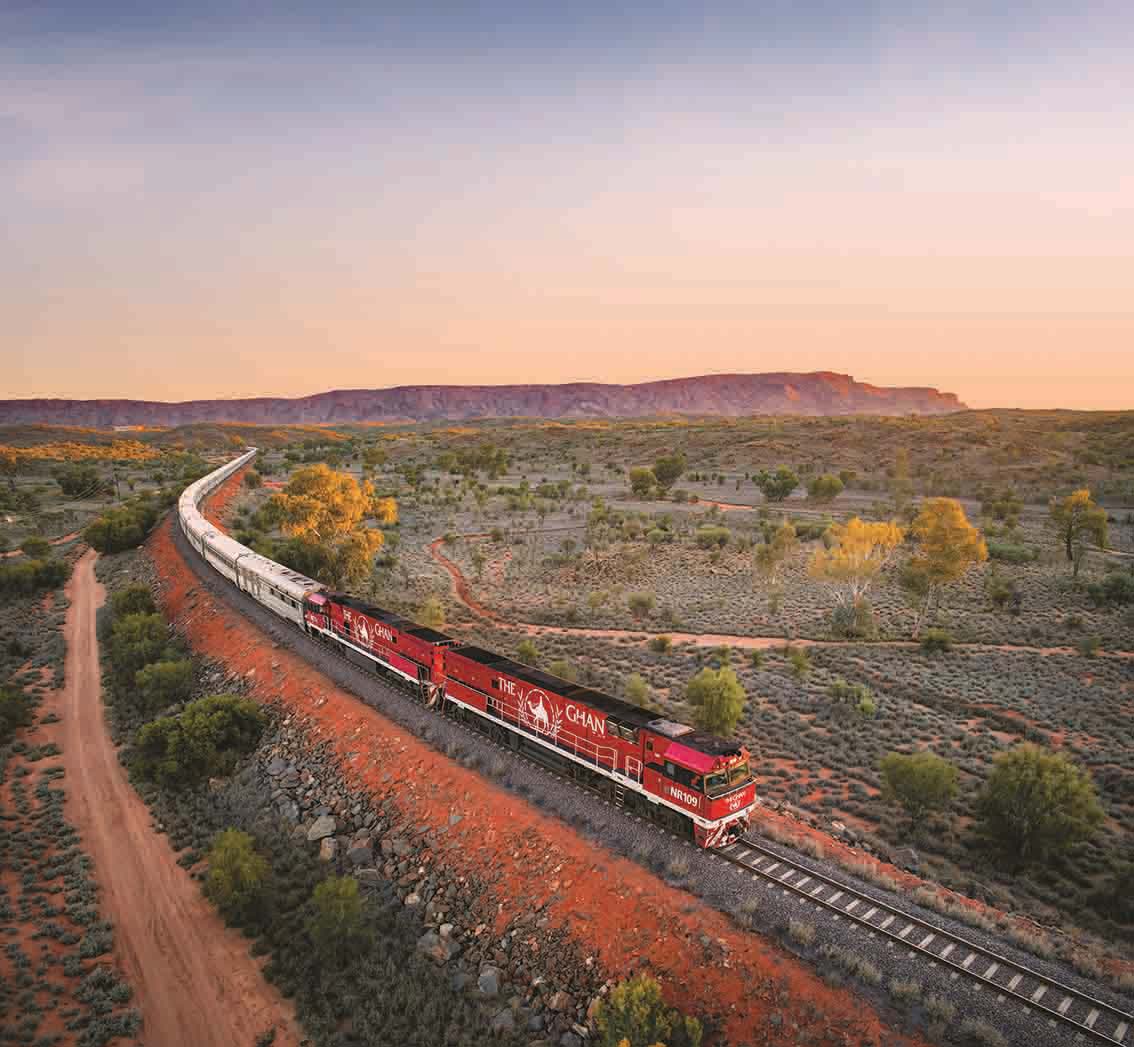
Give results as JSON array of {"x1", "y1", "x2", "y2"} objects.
[
  {"x1": 528, "y1": 693, "x2": 550, "y2": 730},
  {"x1": 523, "y1": 691, "x2": 561, "y2": 738}
]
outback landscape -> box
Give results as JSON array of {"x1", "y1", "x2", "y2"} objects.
[{"x1": 1, "y1": 401, "x2": 1131, "y2": 1047}]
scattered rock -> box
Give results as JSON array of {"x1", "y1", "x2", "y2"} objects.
[
  {"x1": 893, "y1": 847, "x2": 920, "y2": 872},
  {"x1": 306, "y1": 814, "x2": 336, "y2": 842},
  {"x1": 319, "y1": 837, "x2": 337, "y2": 862},
  {"x1": 478, "y1": 966, "x2": 501, "y2": 998},
  {"x1": 491, "y1": 1008, "x2": 515, "y2": 1036},
  {"x1": 548, "y1": 990, "x2": 574, "y2": 1013}
]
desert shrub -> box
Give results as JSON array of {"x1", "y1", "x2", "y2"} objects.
[
  {"x1": 594, "y1": 973, "x2": 702, "y2": 1047},
  {"x1": 649, "y1": 635, "x2": 672, "y2": 654},
  {"x1": 827, "y1": 677, "x2": 877, "y2": 720},
  {"x1": 786, "y1": 647, "x2": 812, "y2": 679},
  {"x1": 243, "y1": 470, "x2": 262, "y2": 489},
  {"x1": 516, "y1": 639, "x2": 539, "y2": 665},
  {"x1": 547, "y1": 658, "x2": 578, "y2": 683},
  {"x1": 20, "y1": 535, "x2": 52, "y2": 559},
  {"x1": 307, "y1": 876, "x2": 369, "y2": 966},
  {"x1": 110, "y1": 584, "x2": 156, "y2": 618},
  {"x1": 419, "y1": 595, "x2": 445, "y2": 628},
  {"x1": 108, "y1": 613, "x2": 174, "y2": 689},
  {"x1": 1076, "y1": 634, "x2": 1101, "y2": 657},
  {"x1": 976, "y1": 744, "x2": 1104, "y2": 866},
  {"x1": 1087, "y1": 570, "x2": 1134, "y2": 607},
  {"x1": 920, "y1": 628, "x2": 953, "y2": 653},
  {"x1": 880, "y1": 750, "x2": 958, "y2": 822},
  {"x1": 0, "y1": 686, "x2": 33, "y2": 744},
  {"x1": 132, "y1": 694, "x2": 267, "y2": 788},
  {"x1": 0, "y1": 557, "x2": 70, "y2": 598},
  {"x1": 624, "y1": 673, "x2": 650, "y2": 707},
  {"x1": 134, "y1": 659, "x2": 194, "y2": 712},
  {"x1": 694, "y1": 525, "x2": 730, "y2": 549},
  {"x1": 627, "y1": 591, "x2": 656, "y2": 618},
  {"x1": 205, "y1": 829, "x2": 270, "y2": 926},
  {"x1": 1088, "y1": 862, "x2": 1134, "y2": 924},
  {"x1": 828, "y1": 599, "x2": 876, "y2": 639},
  {"x1": 986, "y1": 539, "x2": 1037, "y2": 564},
  {"x1": 84, "y1": 499, "x2": 161, "y2": 553},
  {"x1": 686, "y1": 666, "x2": 745, "y2": 736},
  {"x1": 787, "y1": 920, "x2": 816, "y2": 945}
]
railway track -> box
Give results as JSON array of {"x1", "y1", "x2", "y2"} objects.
[
  {"x1": 715, "y1": 837, "x2": 1133, "y2": 1045},
  {"x1": 173, "y1": 522, "x2": 1134, "y2": 1047}
]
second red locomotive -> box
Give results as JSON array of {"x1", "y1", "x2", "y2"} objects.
[{"x1": 303, "y1": 589, "x2": 756, "y2": 848}]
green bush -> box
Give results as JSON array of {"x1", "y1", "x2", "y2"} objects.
[
  {"x1": 0, "y1": 557, "x2": 70, "y2": 598},
  {"x1": 0, "y1": 686, "x2": 33, "y2": 744},
  {"x1": 135, "y1": 659, "x2": 195, "y2": 712},
  {"x1": 920, "y1": 628, "x2": 953, "y2": 653},
  {"x1": 986, "y1": 539, "x2": 1037, "y2": 564},
  {"x1": 205, "y1": 829, "x2": 270, "y2": 926},
  {"x1": 133, "y1": 694, "x2": 267, "y2": 788},
  {"x1": 694, "y1": 525, "x2": 730, "y2": 549},
  {"x1": 84, "y1": 499, "x2": 161, "y2": 554},
  {"x1": 880, "y1": 751, "x2": 958, "y2": 822},
  {"x1": 307, "y1": 876, "x2": 369, "y2": 966},
  {"x1": 108, "y1": 613, "x2": 173, "y2": 689},
  {"x1": 686, "y1": 666, "x2": 746, "y2": 737},
  {"x1": 649, "y1": 635, "x2": 672, "y2": 654},
  {"x1": 594, "y1": 973, "x2": 702, "y2": 1047},
  {"x1": 110, "y1": 584, "x2": 156, "y2": 618},
  {"x1": 976, "y1": 744, "x2": 1104, "y2": 867},
  {"x1": 1087, "y1": 571, "x2": 1134, "y2": 607}
]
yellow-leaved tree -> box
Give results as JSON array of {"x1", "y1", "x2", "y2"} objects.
[
  {"x1": 903, "y1": 498, "x2": 988, "y2": 638},
  {"x1": 268, "y1": 464, "x2": 394, "y2": 588},
  {"x1": 808, "y1": 517, "x2": 905, "y2": 619},
  {"x1": 1049, "y1": 488, "x2": 1107, "y2": 578}
]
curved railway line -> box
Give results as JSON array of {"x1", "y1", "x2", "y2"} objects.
[
  {"x1": 715, "y1": 837, "x2": 1133, "y2": 1045},
  {"x1": 179, "y1": 457, "x2": 1134, "y2": 1047}
]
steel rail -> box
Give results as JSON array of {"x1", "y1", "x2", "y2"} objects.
[{"x1": 715, "y1": 837, "x2": 1132, "y2": 1045}]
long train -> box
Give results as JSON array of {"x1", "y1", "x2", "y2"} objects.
[{"x1": 179, "y1": 449, "x2": 757, "y2": 847}]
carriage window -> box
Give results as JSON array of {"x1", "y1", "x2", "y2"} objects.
[
  {"x1": 606, "y1": 720, "x2": 620, "y2": 737},
  {"x1": 619, "y1": 726, "x2": 637, "y2": 743},
  {"x1": 664, "y1": 761, "x2": 676, "y2": 777},
  {"x1": 491, "y1": 679, "x2": 499, "y2": 690}
]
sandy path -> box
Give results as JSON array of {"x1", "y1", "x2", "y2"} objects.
[{"x1": 58, "y1": 550, "x2": 301, "y2": 1047}]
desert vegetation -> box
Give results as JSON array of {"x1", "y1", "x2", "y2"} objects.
[{"x1": 0, "y1": 547, "x2": 140, "y2": 1046}]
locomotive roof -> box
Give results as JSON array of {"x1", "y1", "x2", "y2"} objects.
[
  {"x1": 328, "y1": 592, "x2": 454, "y2": 645},
  {"x1": 450, "y1": 646, "x2": 659, "y2": 729}
]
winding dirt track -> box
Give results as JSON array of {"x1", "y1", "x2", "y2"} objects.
[
  {"x1": 58, "y1": 550, "x2": 301, "y2": 1047},
  {"x1": 429, "y1": 534, "x2": 1134, "y2": 659}
]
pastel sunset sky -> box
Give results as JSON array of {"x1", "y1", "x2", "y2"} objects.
[{"x1": 3, "y1": 2, "x2": 1132, "y2": 409}]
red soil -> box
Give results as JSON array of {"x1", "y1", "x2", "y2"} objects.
[
  {"x1": 201, "y1": 465, "x2": 247, "y2": 529},
  {"x1": 154, "y1": 516, "x2": 924, "y2": 1046}
]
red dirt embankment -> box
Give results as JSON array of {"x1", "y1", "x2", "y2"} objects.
[
  {"x1": 56, "y1": 550, "x2": 301, "y2": 1047},
  {"x1": 152, "y1": 516, "x2": 924, "y2": 1047}
]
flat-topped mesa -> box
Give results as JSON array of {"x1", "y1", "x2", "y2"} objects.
[{"x1": 0, "y1": 372, "x2": 966, "y2": 426}]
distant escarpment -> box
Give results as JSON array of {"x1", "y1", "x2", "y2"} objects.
[{"x1": 0, "y1": 372, "x2": 965, "y2": 426}]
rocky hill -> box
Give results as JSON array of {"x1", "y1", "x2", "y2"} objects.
[{"x1": 0, "y1": 372, "x2": 965, "y2": 426}]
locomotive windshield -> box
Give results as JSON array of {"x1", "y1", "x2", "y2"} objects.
[{"x1": 704, "y1": 761, "x2": 751, "y2": 798}]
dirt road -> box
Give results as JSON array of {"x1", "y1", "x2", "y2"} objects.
[{"x1": 59, "y1": 550, "x2": 301, "y2": 1047}]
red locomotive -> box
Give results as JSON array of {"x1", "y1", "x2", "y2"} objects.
[{"x1": 303, "y1": 590, "x2": 756, "y2": 847}]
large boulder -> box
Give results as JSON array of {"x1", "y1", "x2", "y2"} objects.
[{"x1": 306, "y1": 814, "x2": 336, "y2": 842}]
